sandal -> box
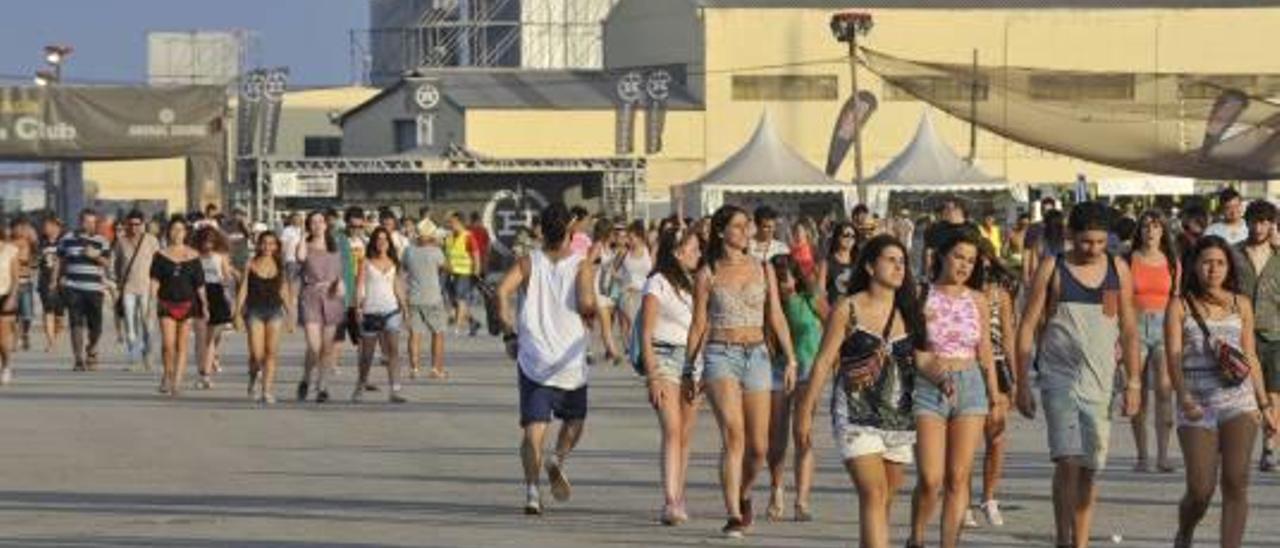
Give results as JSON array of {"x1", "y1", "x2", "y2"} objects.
[
  {"x1": 427, "y1": 369, "x2": 449, "y2": 380},
  {"x1": 794, "y1": 503, "x2": 813, "y2": 522},
  {"x1": 766, "y1": 487, "x2": 785, "y2": 522}
]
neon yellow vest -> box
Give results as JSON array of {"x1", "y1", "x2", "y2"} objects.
[{"x1": 446, "y1": 232, "x2": 473, "y2": 275}]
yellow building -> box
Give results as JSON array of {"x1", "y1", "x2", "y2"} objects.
[
  {"x1": 85, "y1": 85, "x2": 378, "y2": 213},
  {"x1": 604, "y1": 0, "x2": 1280, "y2": 200}
]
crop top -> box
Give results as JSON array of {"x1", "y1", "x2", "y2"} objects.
[
  {"x1": 925, "y1": 288, "x2": 979, "y2": 359},
  {"x1": 1130, "y1": 257, "x2": 1173, "y2": 313},
  {"x1": 708, "y1": 261, "x2": 766, "y2": 330}
]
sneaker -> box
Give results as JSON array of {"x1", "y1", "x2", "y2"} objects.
[
  {"x1": 1262, "y1": 449, "x2": 1278, "y2": 473},
  {"x1": 980, "y1": 500, "x2": 1005, "y2": 527},
  {"x1": 524, "y1": 485, "x2": 542, "y2": 516},
  {"x1": 546, "y1": 459, "x2": 572, "y2": 502},
  {"x1": 351, "y1": 386, "x2": 364, "y2": 403},
  {"x1": 0, "y1": 368, "x2": 11, "y2": 386},
  {"x1": 261, "y1": 393, "x2": 277, "y2": 405},
  {"x1": 363, "y1": 383, "x2": 379, "y2": 392},
  {"x1": 722, "y1": 517, "x2": 746, "y2": 539},
  {"x1": 316, "y1": 389, "x2": 330, "y2": 403},
  {"x1": 739, "y1": 498, "x2": 754, "y2": 528},
  {"x1": 389, "y1": 391, "x2": 407, "y2": 404},
  {"x1": 963, "y1": 507, "x2": 980, "y2": 528},
  {"x1": 296, "y1": 381, "x2": 309, "y2": 402}
]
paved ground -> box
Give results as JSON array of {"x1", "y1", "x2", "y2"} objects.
[{"x1": 0, "y1": 327, "x2": 1277, "y2": 547}]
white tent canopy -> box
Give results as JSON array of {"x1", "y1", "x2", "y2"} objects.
[
  {"x1": 867, "y1": 110, "x2": 1020, "y2": 214},
  {"x1": 673, "y1": 112, "x2": 857, "y2": 217}
]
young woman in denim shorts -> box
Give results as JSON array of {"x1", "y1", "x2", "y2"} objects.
[
  {"x1": 802, "y1": 235, "x2": 928, "y2": 548},
  {"x1": 639, "y1": 226, "x2": 701, "y2": 526},
  {"x1": 1165, "y1": 236, "x2": 1278, "y2": 548},
  {"x1": 234, "y1": 231, "x2": 291, "y2": 405},
  {"x1": 908, "y1": 229, "x2": 1001, "y2": 548},
  {"x1": 685, "y1": 205, "x2": 798, "y2": 539},
  {"x1": 1127, "y1": 210, "x2": 1179, "y2": 473}
]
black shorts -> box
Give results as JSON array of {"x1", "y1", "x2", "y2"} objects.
[
  {"x1": 39, "y1": 288, "x2": 65, "y2": 316},
  {"x1": 518, "y1": 368, "x2": 588, "y2": 427},
  {"x1": 63, "y1": 288, "x2": 103, "y2": 332}
]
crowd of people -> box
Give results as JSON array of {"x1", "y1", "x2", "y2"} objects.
[
  {"x1": 493, "y1": 191, "x2": 1278, "y2": 547},
  {"x1": 1, "y1": 187, "x2": 1278, "y2": 546}
]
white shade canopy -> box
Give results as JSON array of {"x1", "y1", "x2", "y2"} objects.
[
  {"x1": 691, "y1": 111, "x2": 847, "y2": 187},
  {"x1": 870, "y1": 110, "x2": 1005, "y2": 188}
]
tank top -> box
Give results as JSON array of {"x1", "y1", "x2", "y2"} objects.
[
  {"x1": 825, "y1": 256, "x2": 856, "y2": 304},
  {"x1": 446, "y1": 232, "x2": 473, "y2": 275},
  {"x1": 925, "y1": 288, "x2": 980, "y2": 359},
  {"x1": 1056, "y1": 254, "x2": 1119, "y2": 304},
  {"x1": 1130, "y1": 255, "x2": 1173, "y2": 313},
  {"x1": 1181, "y1": 296, "x2": 1243, "y2": 378},
  {"x1": 708, "y1": 260, "x2": 767, "y2": 330},
  {"x1": 517, "y1": 249, "x2": 588, "y2": 390},
  {"x1": 200, "y1": 255, "x2": 224, "y2": 285},
  {"x1": 246, "y1": 264, "x2": 284, "y2": 311},
  {"x1": 621, "y1": 249, "x2": 652, "y2": 292},
  {"x1": 361, "y1": 262, "x2": 399, "y2": 314}
]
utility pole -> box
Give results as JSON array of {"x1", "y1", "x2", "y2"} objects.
[
  {"x1": 969, "y1": 49, "x2": 979, "y2": 163},
  {"x1": 830, "y1": 12, "x2": 873, "y2": 204}
]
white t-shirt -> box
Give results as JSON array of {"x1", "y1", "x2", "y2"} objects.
[
  {"x1": 749, "y1": 239, "x2": 790, "y2": 262},
  {"x1": 280, "y1": 226, "x2": 302, "y2": 264},
  {"x1": 642, "y1": 273, "x2": 692, "y2": 347},
  {"x1": 1205, "y1": 221, "x2": 1248, "y2": 245}
]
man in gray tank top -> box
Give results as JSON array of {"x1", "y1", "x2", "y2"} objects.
[{"x1": 1015, "y1": 202, "x2": 1142, "y2": 548}]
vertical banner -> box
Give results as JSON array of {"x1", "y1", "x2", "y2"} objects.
[
  {"x1": 258, "y1": 68, "x2": 289, "y2": 156},
  {"x1": 825, "y1": 90, "x2": 878, "y2": 176},
  {"x1": 236, "y1": 69, "x2": 265, "y2": 158},
  {"x1": 406, "y1": 80, "x2": 442, "y2": 151},
  {"x1": 1202, "y1": 88, "x2": 1249, "y2": 156},
  {"x1": 615, "y1": 71, "x2": 643, "y2": 155},
  {"x1": 645, "y1": 70, "x2": 672, "y2": 155}
]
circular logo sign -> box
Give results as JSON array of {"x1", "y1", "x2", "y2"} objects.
[
  {"x1": 263, "y1": 71, "x2": 288, "y2": 101},
  {"x1": 646, "y1": 70, "x2": 673, "y2": 102},
  {"x1": 483, "y1": 188, "x2": 549, "y2": 257},
  {"x1": 158, "y1": 108, "x2": 176, "y2": 124},
  {"x1": 616, "y1": 71, "x2": 645, "y2": 104},
  {"x1": 415, "y1": 83, "x2": 441, "y2": 111},
  {"x1": 241, "y1": 73, "x2": 265, "y2": 103}
]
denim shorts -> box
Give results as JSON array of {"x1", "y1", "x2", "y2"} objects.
[
  {"x1": 703, "y1": 342, "x2": 771, "y2": 393},
  {"x1": 1043, "y1": 389, "x2": 1112, "y2": 471},
  {"x1": 913, "y1": 364, "x2": 989, "y2": 419},
  {"x1": 1137, "y1": 311, "x2": 1165, "y2": 361},
  {"x1": 650, "y1": 343, "x2": 694, "y2": 385},
  {"x1": 771, "y1": 353, "x2": 813, "y2": 390}
]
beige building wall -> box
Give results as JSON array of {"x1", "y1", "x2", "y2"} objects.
[
  {"x1": 85, "y1": 86, "x2": 378, "y2": 213},
  {"x1": 700, "y1": 7, "x2": 1280, "y2": 187},
  {"x1": 464, "y1": 108, "x2": 706, "y2": 199}
]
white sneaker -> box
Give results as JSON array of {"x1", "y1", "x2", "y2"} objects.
[
  {"x1": 0, "y1": 368, "x2": 11, "y2": 386},
  {"x1": 980, "y1": 500, "x2": 1005, "y2": 527},
  {"x1": 524, "y1": 485, "x2": 542, "y2": 515},
  {"x1": 351, "y1": 387, "x2": 364, "y2": 403},
  {"x1": 963, "y1": 507, "x2": 980, "y2": 528},
  {"x1": 546, "y1": 459, "x2": 572, "y2": 502}
]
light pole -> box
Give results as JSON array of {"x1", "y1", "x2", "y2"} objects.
[
  {"x1": 830, "y1": 12, "x2": 873, "y2": 204},
  {"x1": 36, "y1": 45, "x2": 73, "y2": 217}
]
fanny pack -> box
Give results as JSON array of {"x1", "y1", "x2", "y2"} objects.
[
  {"x1": 837, "y1": 301, "x2": 896, "y2": 393},
  {"x1": 1184, "y1": 296, "x2": 1250, "y2": 387}
]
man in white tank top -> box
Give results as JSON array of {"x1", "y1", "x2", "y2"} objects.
[{"x1": 496, "y1": 203, "x2": 599, "y2": 516}]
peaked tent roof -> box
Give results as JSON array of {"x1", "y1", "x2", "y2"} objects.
[
  {"x1": 870, "y1": 111, "x2": 1004, "y2": 188},
  {"x1": 691, "y1": 112, "x2": 845, "y2": 187}
]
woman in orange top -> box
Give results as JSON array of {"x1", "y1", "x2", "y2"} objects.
[{"x1": 1127, "y1": 209, "x2": 1179, "y2": 473}]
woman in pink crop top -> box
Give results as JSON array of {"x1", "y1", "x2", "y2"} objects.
[
  {"x1": 1125, "y1": 210, "x2": 1178, "y2": 473},
  {"x1": 908, "y1": 229, "x2": 999, "y2": 548}
]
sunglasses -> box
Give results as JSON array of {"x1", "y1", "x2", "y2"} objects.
[{"x1": 840, "y1": 231, "x2": 856, "y2": 238}]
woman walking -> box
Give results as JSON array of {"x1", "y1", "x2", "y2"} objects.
[
  {"x1": 234, "y1": 231, "x2": 291, "y2": 404},
  {"x1": 354, "y1": 227, "x2": 408, "y2": 403},
  {"x1": 150, "y1": 216, "x2": 206, "y2": 397},
  {"x1": 764, "y1": 253, "x2": 827, "y2": 522},
  {"x1": 1128, "y1": 210, "x2": 1179, "y2": 473},
  {"x1": 1166, "y1": 236, "x2": 1278, "y2": 548},
  {"x1": 193, "y1": 226, "x2": 238, "y2": 389},
  {"x1": 685, "y1": 205, "x2": 799, "y2": 539},
  {"x1": 802, "y1": 234, "x2": 927, "y2": 547},
  {"x1": 908, "y1": 229, "x2": 1000, "y2": 548},
  {"x1": 817, "y1": 222, "x2": 858, "y2": 306},
  {"x1": 638, "y1": 227, "x2": 701, "y2": 525},
  {"x1": 297, "y1": 211, "x2": 345, "y2": 403},
  {"x1": 617, "y1": 220, "x2": 652, "y2": 355},
  {"x1": 970, "y1": 241, "x2": 1020, "y2": 527}
]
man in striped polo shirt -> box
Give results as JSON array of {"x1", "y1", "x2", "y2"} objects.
[{"x1": 52, "y1": 209, "x2": 111, "y2": 372}]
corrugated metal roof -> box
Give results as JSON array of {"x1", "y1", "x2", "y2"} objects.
[
  {"x1": 692, "y1": 0, "x2": 1280, "y2": 8},
  {"x1": 340, "y1": 69, "x2": 701, "y2": 123}
]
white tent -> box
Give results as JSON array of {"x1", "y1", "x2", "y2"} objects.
[
  {"x1": 672, "y1": 112, "x2": 857, "y2": 217},
  {"x1": 867, "y1": 110, "x2": 1021, "y2": 214}
]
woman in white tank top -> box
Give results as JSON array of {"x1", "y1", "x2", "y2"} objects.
[
  {"x1": 355, "y1": 228, "x2": 407, "y2": 403},
  {"x1": 0, "y1": 228, "x2": 18, "y2": 386},
  {"x1": 616, "y1": 220, "x2": 652, "y2": 356}
]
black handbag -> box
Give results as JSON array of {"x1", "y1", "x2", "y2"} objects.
[{"x1": 837, "y1": 302, "x2": 896, "y2": 392}]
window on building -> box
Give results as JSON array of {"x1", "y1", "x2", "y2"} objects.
[
  {"x1": 884, "y1": 76, "x2": 988, "y2": 102},
  {"x1": 304, "y1": 136, "x2": 342, "y2": 157},
  {"x1": 731, "y1": 75, "x2": 839, "y2": 101},
  {"x1": 1029, "y1": 73, "x2": 1135, "y2": 101},
  {"x1": 393, "y1": 120, "x2": 418, "y2": 153}
]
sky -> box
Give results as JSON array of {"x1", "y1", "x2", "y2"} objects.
[{"x1": 0, "y1": 0, "x2": 368, "y2": 87}]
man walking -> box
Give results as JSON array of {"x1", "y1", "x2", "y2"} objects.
[
  {"x1": 748, "y1": 205, "x2": 789, "y2": 261},
  {"x1": 403, "y1": 218, "x2": 450, "y2": 380},
  {"x1": 445, "y1": 211, "x2": 481, "y2": 336},
  {"x1": 1236, "y1": 200, "x2": 1280, "y2": 472},
  {"x1": 1016, "y1": 201, "x2": 1142, "y2": 548},
  {"x1": 53, "y1": 209, "x2": 112, "y2": 372},
  {"x1": 1205, "y1": 187, "x2": 1248, "y2": 245},
  {"x1": 112, "y1": 210, "x2": 159, "y2": 371}
]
